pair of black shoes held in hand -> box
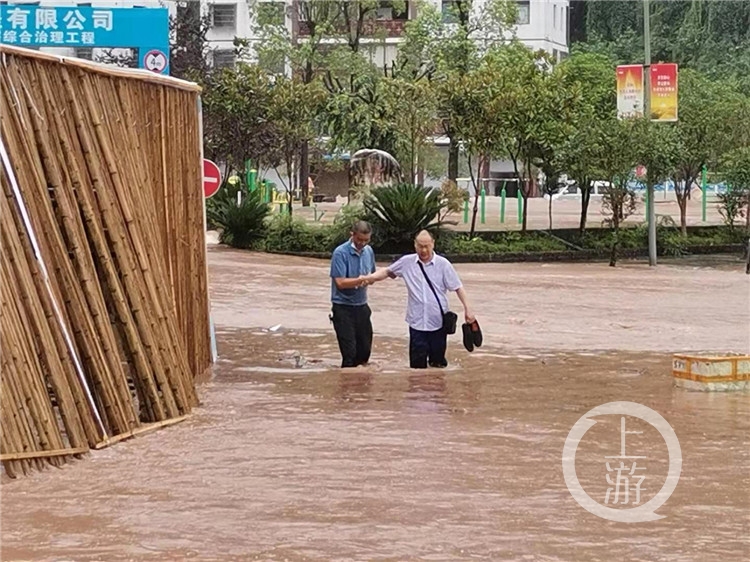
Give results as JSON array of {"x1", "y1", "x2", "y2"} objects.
[{"x1": 462, "y1": 320, "x2": 483, "y2": 352}]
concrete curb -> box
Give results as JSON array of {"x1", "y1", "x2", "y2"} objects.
[{"x1": 264, "y1": 244, "x2": 745, "y2": 264}]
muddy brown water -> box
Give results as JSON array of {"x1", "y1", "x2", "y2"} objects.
[{"x1": 1, "y1": 250, "x2": 749, "y2": 561}]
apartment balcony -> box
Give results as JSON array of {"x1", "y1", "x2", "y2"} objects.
[
  {"x1": 296, "y1": 2, "x2": 410, "y2": 39},
  {"x1": 298, "y1": 18, "x2": 407, "y2": 39}
]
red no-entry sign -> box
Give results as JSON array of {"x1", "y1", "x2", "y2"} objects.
[{"x1": 203, "y1": 159, "x2": 222, "y2": 198}]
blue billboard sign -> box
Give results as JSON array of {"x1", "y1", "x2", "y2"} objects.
[{"x1": 0, "y1": 5, "x2": 170, "y2": 75}]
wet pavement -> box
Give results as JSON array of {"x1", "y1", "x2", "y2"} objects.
[{"x1": 1, "y1": 249, "x2": 749, "y2": 561}]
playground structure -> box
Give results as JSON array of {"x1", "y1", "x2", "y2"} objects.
[{"x1": 0, "y1": 46, "x2": 211, "y2": 477}]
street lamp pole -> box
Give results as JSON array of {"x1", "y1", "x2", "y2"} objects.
[{"x1": 644, "y1": 0, "x2": 657, "y2": 266}]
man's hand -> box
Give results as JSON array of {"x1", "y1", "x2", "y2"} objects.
[
  {"x1": 356, "y1": 275, "x2": 371, "y2": 288},
  {"x1": 464, "y1": 309, "x2": 476, "y2": 324}
]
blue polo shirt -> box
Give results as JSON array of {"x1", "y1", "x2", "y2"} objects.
[{"x1": 330, "y1": 240, "x2": 376, "y2": 306}]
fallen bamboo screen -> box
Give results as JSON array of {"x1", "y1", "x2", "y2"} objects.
[{"x1": 0, "y1": 46, "x2": 212, "y2": 477}]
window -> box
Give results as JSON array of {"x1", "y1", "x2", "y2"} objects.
[
  {"x1": 376, "y1": 1, "x2": 409, "y2": 21},
  {"x1": 210, "y1": 4, "x2": 237, "y2": 31},
  {"x1": 258, "y1": 49, "x2": 285, "y2": 75},
  {"x1": 213, "y1": 49, "x2": 236, "y2": 69},
  {"x1": 515, "y1": 1, "x2": 530, "y2": 25},
  {"x1": 553, "y1": 6, "x2": 557, "y2": 29},
  {"x1": 441, "y1": 0, "x2": 459, "y2": 24},
  {"x1": 257, "y1": 2, "x2": 285, "y2": 27}
]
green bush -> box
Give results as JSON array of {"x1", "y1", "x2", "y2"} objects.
[
  {"x1": 263, "y1": 214, "x2": 329, "y2": 253},
  {"x1": 205, "y1": 180, "x2": 244, "y2": 231},
  {"x1": 210, "y1": 189, "x2": 270, "y2": 249},
  {"x1": 659, "y1": 229, "x2": 688, "y2": 257},
  {"x1": 327, "y1": 204, "x2": 367, "y2": 249},
  {"x1": 442, "y1": 232, "x2": 567, "y2": 254},
  {"x1": 364, "y1": 183, "x2": 447, "y2": 252}
]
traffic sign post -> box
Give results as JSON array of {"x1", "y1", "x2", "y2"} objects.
[
  {"x1": 203, "y1": 159, "x2": 221, "y2": 199},
  {"x1": 143, "y1": 49, "x2": 168, "y2": 73}
]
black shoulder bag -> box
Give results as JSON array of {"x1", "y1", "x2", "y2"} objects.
[{"x1": 418, "y1": 261, "x2": 458, "y2": 335}]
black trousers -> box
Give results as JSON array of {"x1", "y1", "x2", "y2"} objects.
[
  {"x1": 409, "y1": 327, "x2": 448, "y2": 369},
  {"x1": 331, "y1": 303, "x2": 373, "y2": 368}
]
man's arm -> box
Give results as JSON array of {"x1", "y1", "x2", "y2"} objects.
[
  {"x1": 331, "y1": 249, "x2": 368, "y2": 290},
  {"x1": 364, "y1": 267, "x2": 394, "y2": 284},
  {"x1": 365, "y1": 255, "x2": 406, "y2": 285},
  {"x1": 455, "y1": 287, "x2": 475, "y2": 323},
  {"x1": 334, "y1": 276, "x2": 369, "y2": 290},
  {"x1": 444, "y1": 260, "x2": 475, "y2": 323}
]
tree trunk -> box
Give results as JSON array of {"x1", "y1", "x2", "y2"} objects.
[
  {"x1": 580, "y1": 181, "x2": 591, "y2": 235},
  {"x1": 675, "y1": 177, "x2": 690, "y2": 237},
  {"x1": 609, "y1": 220, "x2": 619, "y2": 267},
  {"x1": 548, "y1": 192, "x2": 553, "y2": 231},
  {"x1": 299, "y1": 140, "x2": 310, "y2": 207},
  {"x1": 468, "y1": 157, "x2": 482, "y2": 237},
  {"x1": 522, "y1": 191, "x2": 529, "y2": 232},
  {"x1": 448, "y1": 140, "x2": 459, "y2": 181}
]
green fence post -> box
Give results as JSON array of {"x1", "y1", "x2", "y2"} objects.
[
  {"x1": 480, "y1": 186, "x2": 486, "y2": 224},
  {"x1": 517, "y1": 193, "x2": 522, "y2": 224},
  {"x1": 500, "y1": 182, "x2": 506, "y2": 224},
  {"x1": 463, "y1": 199, "x2": 469, "y2": 224},
  {"x1": 701, "y1": 164, "x2": 707, "y2": 222}
]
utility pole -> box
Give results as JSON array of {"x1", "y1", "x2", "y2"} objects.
[{"x1": 644, "y1": 0, "x2": 657, "y2": 266}]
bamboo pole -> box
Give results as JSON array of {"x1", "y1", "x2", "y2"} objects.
[
  {"x1": 94, "y1": 415, "x2": 188, "y2": 450},
  {"x1": 0, "y1": 49, "x2": 207, "y2": 474},
  {"x1": 13, "y1": 67, "x2": 136, "y2": 434},
  {"x1": 1, "y1": 447, "x2": 89, "y2": 462}
]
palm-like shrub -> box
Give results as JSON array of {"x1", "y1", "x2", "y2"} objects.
[
  {"x1": 363, "y1": 183, "x2": 447, "y2": 252},
  {"x1": 209, "y1": 188, "x2": 270, "y2": 249}
]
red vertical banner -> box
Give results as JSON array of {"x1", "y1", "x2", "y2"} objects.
[
  {"x1": 616, "y1": 65, "x2": 644, "y2": 119},
  {"x1": 650, "y1": 63, "x2": 678, "y2": 122}
]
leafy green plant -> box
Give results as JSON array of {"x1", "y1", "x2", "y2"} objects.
[
  {"x1": 442, "y1": 233, "x2": 567, "y2": 254},
  {"x1": 327, "y1": 204, "x2": 367, "y2": 249},
  {"x1": 210, "y1": 189, "x2": 270, "y2": 249},
  {"x1": 659, "y1": 229, "x2": 688, "y2": 257},
  {"x1": 263, "y1": 214, "x2": 329, "y2": 253},
  {"x1": 363, "y1": 183, "x2": 447, "y2": 252},
  {"x1": 205, "y1": 179, "x2": 242, "y2": 231},
  {"x1": 717, "y1": 187, "x2": 747, "y2": 229}
]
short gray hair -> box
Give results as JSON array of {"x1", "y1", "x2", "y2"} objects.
[{"x1": 351, "y1": 220, "x2": 372, "y2": 234}]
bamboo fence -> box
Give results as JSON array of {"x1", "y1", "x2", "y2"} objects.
[{"x1": 0, "y1": 46, "x2": 212, "y2": 477}]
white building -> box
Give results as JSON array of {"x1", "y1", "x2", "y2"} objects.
[
  {"x1": 2, "y1": 1, "x2": 569, "y2": 70},
  {"x1": 201, "y1": 0, "x2": 570, "y2": 68}
]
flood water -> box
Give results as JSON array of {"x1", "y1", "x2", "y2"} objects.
[{"x1": 1, "y1": 249, "x2": 749, "y2": 561}]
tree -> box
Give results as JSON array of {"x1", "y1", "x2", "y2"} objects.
[
  {"x1": 576, "y1": 0, "x2": 750, "y2": 92},
  {"x1": 721, "y1": 147, "x2": 750, "y2": 232},
  {"x1": 669, "y1": 70, "x2": 740, "y2": 237},
  {"x1": 556, "y1": 51, "x2": 617, "y2": 235},
  {"x1": 398, "y1": 0, "x2": 517, "y2": 180},
  {"x1": 468, "y1": 43, "x2": 579, "y2": 232},
  {"x1": 630, "y1": 118, "x2": 681, "y2": 234},
  {"x1": 268, "y1": 76, "x2": 327, "y2": 213},
  {"x1": 169, "y1": 2, "x2": 212, "y2": 81},
  {"x1": 597, "y1": 119, "x2": 639, "y2": 267},
  {"x1": 383, "y1": 77, "x2": 438, "y2": 183},
  {"x1": 201, "y1": 65, "x2": 282, "y2": 173}
]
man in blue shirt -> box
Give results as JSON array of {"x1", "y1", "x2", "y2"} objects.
[{"x1": 330, "y1": 221, "x2": 377, "y2": 368}]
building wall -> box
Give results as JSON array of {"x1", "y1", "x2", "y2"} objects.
[{"x1": 200, "y1": 0, "x2": 569, "y2": 66}]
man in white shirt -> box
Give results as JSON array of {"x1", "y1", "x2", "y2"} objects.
[{"x1": 366, "y1": 230, "x2": 475, "y2": 368}]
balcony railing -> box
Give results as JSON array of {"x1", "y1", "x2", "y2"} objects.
[{"x1": 298, "y1": 18, "x2": 407, "y2": 38}]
